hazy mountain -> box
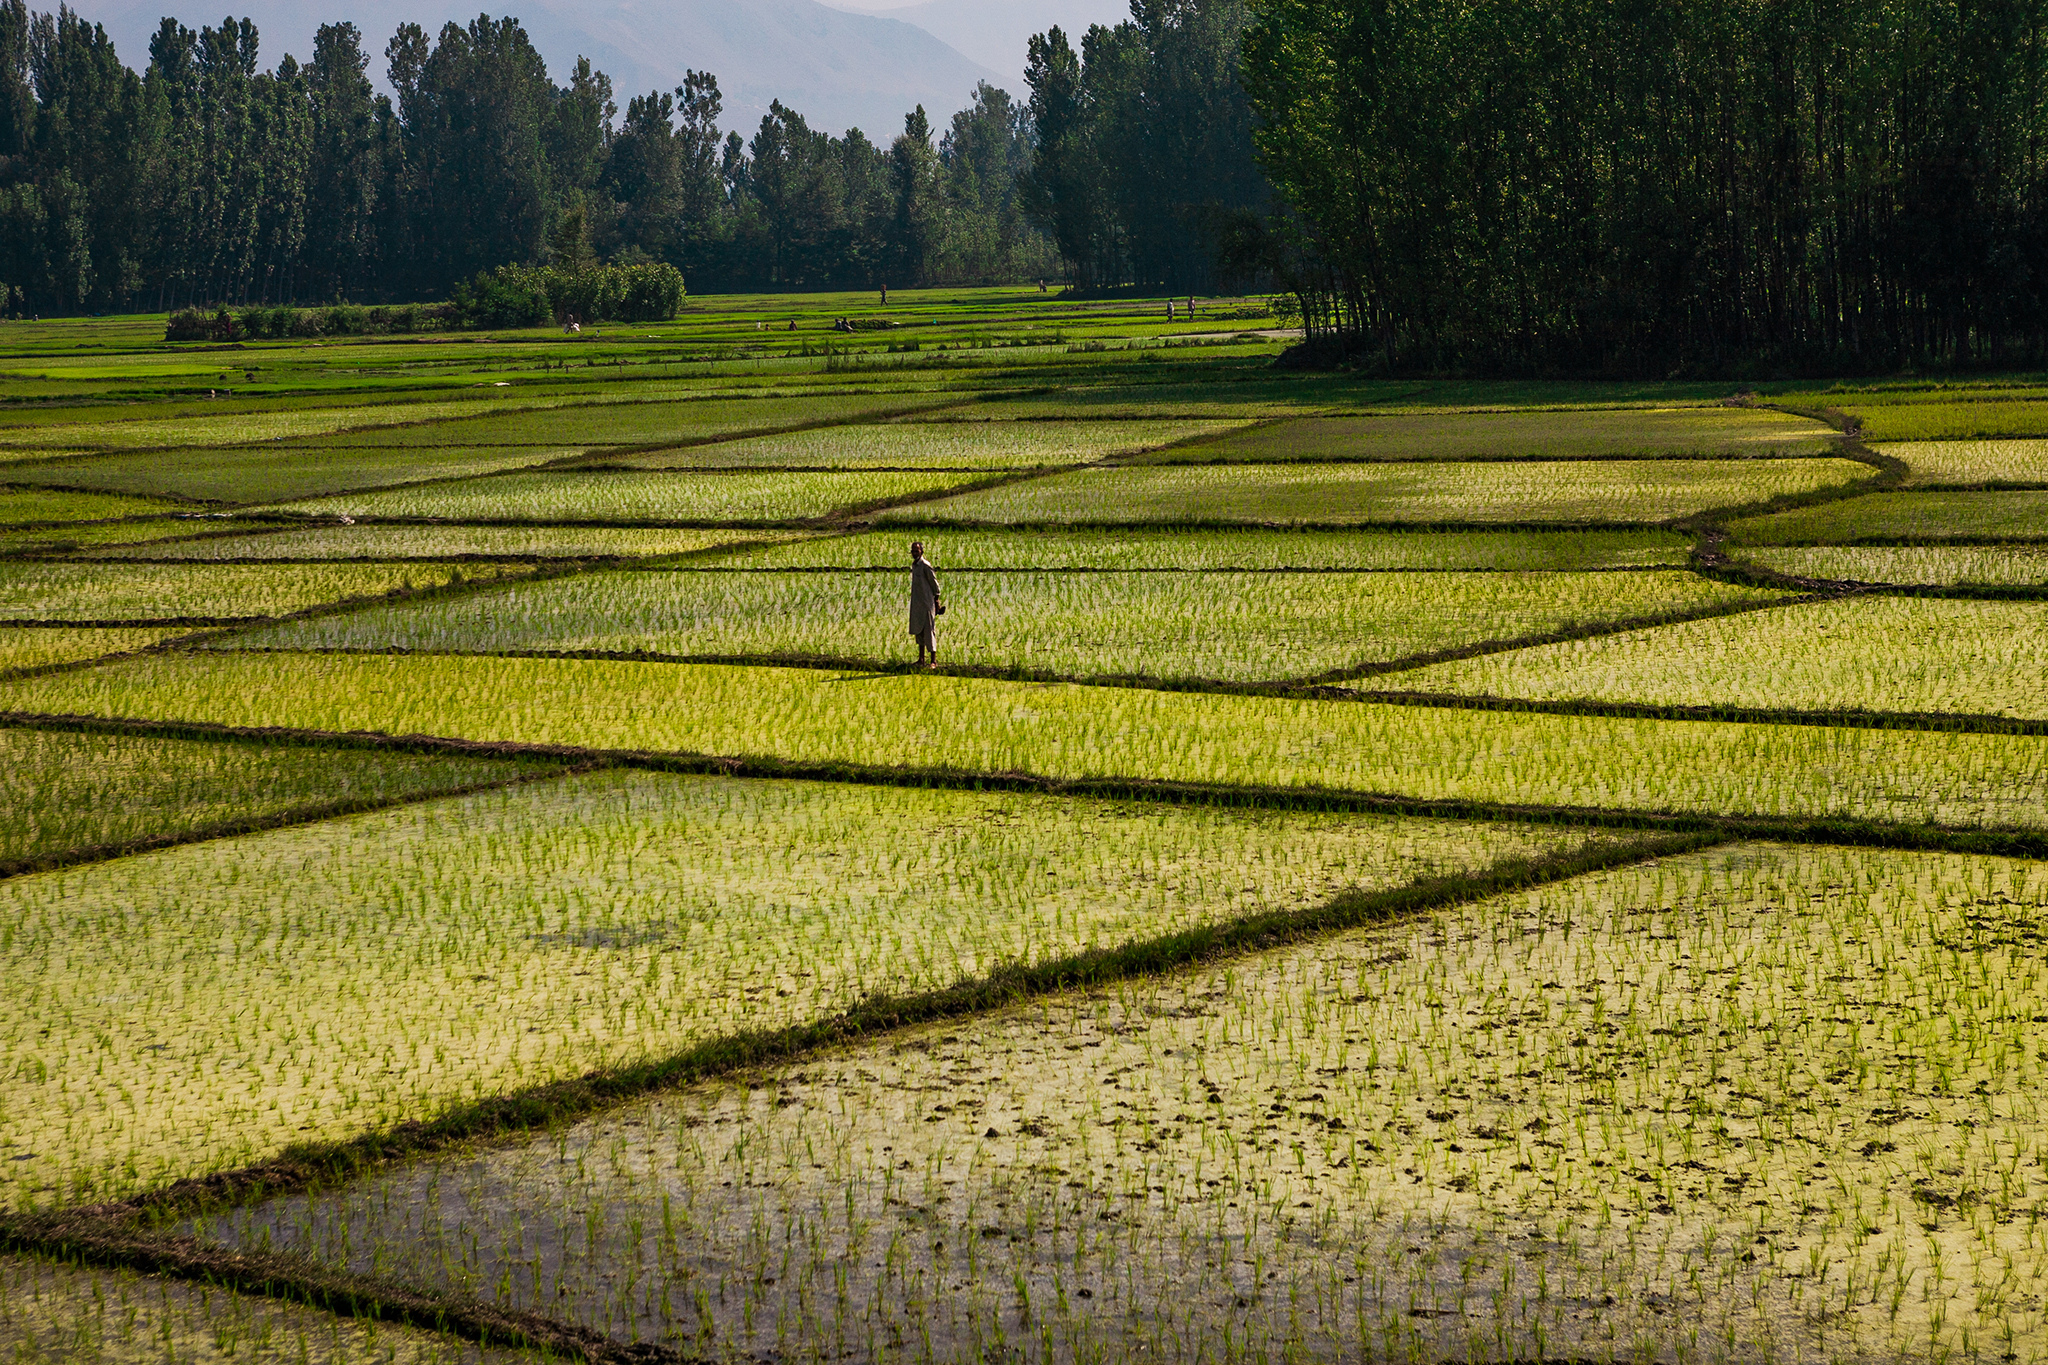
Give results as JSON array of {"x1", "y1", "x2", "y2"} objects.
[
  {"x1": 825, "y1": 0, "x2": 1130, "y2": 91},
  {"x1": 69, "y1": 0, "x2": 1006, "y2": 136}
]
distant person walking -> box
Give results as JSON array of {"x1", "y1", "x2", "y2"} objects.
[{"x1": 909, "y1": 541, "x2": 942, "y2": 668}]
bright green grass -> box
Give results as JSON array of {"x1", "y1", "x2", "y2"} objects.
[
  {"x1": 1883, "y1": 439, "x2": 2048, "y2": 486},
  {"x1": 0, "y1": 766, "x2": 1582, "y2": 1207},
  {"x1": 1743, "y1": 544, "x2": 2048, "y2": 585},
  {"x1": 0, "y1": 561, "x2": 529, "y2": 621},
  {"x1": 10, "y1": 444, "x2": 592, "y2": 503},
  {"x1": 226, "y1": 569, "x2": 1784, "y2": 683},
  {"x1": 0, "y1": 518, "x2": 211, "y2": 555},
  {"x1": 608, "y1": 419, "x2": 1244, "y2": 470},
  {"x1": 0, "y1": 1254, "x2": 539, "y2": 1364},
  {"x1": 0, "y1": 488, "x2": 186, "y2": 525},
  {"x1": 0, "y1": 727, "x2": 540, "y2": 870},
  {"x1": 88, "y1": 525, "x2": 810, "y2": 561},
  {"x1": 260, "y1": 470, "x2": 997, "y2": 524},
  {"x1": 881, "y1": 459, "x2": 1875, "y2": 526},
  {"x1": 1395, "y1": 596, "x2": 2048, "y2": 719},
  {"x1": 712, "y1": 528, "x2": 1694, "y2": 570},
  {"x1": 200, "y1": 845, "x2": 2048, "y2": 1364},
  {"x1": 4, "y1": 654, "x2": 2040, "y2": 826},
  {"x1": 1851, "y1": 398, "x2": 2048, "y2": 441},
  {"x1": 1725, "y1": 491, "x2": 2048, "y2": 543},
  {"x1": 1136, "y1": 407, "x2": 1835, "y2": 463},
  {"x1": 0, "y1": 626, "x2": 189, "y2": 674}
]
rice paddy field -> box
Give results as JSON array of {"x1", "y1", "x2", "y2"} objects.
[
  {"x1": 222, "y1": 567, "x2": 1783, "y2": 682},
  {"x1": 1, "y1": 295, "x2": 2045, "y2": 1365},
  {"x1": 883, "y1": 459, "x2": 1876, "y2": 527}
]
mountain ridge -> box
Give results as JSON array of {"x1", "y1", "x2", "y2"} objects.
[{"x1": 69, "y1": 0, "x2": 1007, "y2": 137}]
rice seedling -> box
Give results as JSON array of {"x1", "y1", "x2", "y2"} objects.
[
  {"x1": 275, "y1": 392, "x2": 976, "y2": 451},
  {"x1": 1725, "y1": 492, "x2": 2048, "y2": 544},
  {"x1": 0, "y1": 726, "x2": 541, "y2": 871},
  {"x1": 1392, "y1": 597, "x2": 2048, "y2": 718},
  {"x1": 0, "y1": 767, "x2": 1582, "y2": 1206},
  {"x1": 0, "y1": 389, "x2": 972, "y2": 453},
  {"x1": 0, "y1": 626, "x2": 190, "y2": 674},
  {"x1": 0, "y1": 399, "x2": 530, "y2": 451},
  {"x1": 198, "y1": 844, "x2": 2048, "y2": 1364},
  {"x1": 707, "y1": 527, "x2": 1693, "y2": 570},
  {"x1": 257, "y1": 471, "x2": 995, "y2": 525},
  {"x1": 1743, "y1": 544, "x2": 2048, "y2": 586},
  {"x1": 0, "y1": 489, "x2": 186, "y2": 526},
  {"x1": 0, "y1": 561, "x2": 532, "y2": 621},
  {"x1": 1884, "y1": 439, "x2": 2048, "y2": 486},
  {"x1": 1133, "y1": 407, "x2": 1836, "y2": 463},
  {"x1": 0, "y1": 1253, "x2": 541, "y2": 1363},
  {"x1": 6, "y1": 653, "x2": 2041, "y2": 826},
  {"x1": 88, "y1": 525, "x2": 813, "y2": 562},
  {"x1": 10, "y1": 445, "x2": 597, "y2": 504},
  {"x1": 610, "y1": 420, "x2": 1245, "y2": 470},
  {"x1": 1851, "y1": 398, "x2": 2048, "y2": 441},
  {"x1": 222, "y1": 568, "x2": 1784, "y2": 684},
  {"x1": 880, "y1": 459, "x2": 1875, "y2": 526},
  {"x1": 0, "y1": 519, "x2": 206, "y2": 555}
]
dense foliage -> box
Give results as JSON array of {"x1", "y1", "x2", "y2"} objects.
[
  {"x1": 1021, "y1": 0, "x2": 1269, "y2": 291},
  {"x1": 1241, "y1": 0, "x2": 2048, "y2": 372},
  {"x1": 0, "y1": 2, "x2": 1062, "y2": 313}
]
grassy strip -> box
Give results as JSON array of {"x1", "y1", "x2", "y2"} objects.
[
  {"x1": 0, "y1": 757, "x2": 583, "y2": 882},
  {"x1": 1347, "y1": 687, "x2": 2048, "y2": 738},
  {"x1": 1, "y1": 708, "x2": 2043, "y2": 855}
]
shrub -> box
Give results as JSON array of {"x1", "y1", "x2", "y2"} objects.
[
  {"x1": 452, "y1": 266, "x2": 553, "y2": 329},
  {"x1": 608, "y1": 263, "x2": 686, "y2": 322},
  {"x1": 165, "y1": 307, "x2": 241, "y2": 342},
  {"x1": 455, "y1": 261, "x2": 687, "y2": 329}
]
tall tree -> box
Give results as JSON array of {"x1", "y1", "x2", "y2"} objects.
[
  {"x1": 888, "y1": 104, "x2": 941, "y2": 284},
  {"x1": 303, "y1": 22, "x2": 385, "y2": 300}
]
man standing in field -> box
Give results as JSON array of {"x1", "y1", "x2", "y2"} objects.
[{"x1": 909, "y1": 541, "x2": 942, "y2": 669}]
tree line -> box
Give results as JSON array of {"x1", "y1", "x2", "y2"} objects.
[
  {"x1": 0, "y1": 0, "x2": 1263, "y2": 315},
  {"x1": 1241, "y1": 0, "x2": 2048, "y2": 371}
]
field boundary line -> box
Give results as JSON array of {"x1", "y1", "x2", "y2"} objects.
[
  {"x1": 0, "y1": 828, "x2": 1722, "y2": 1211},
  {"x1": 1298, "y1": 588, "x2": 1825, "y2": 684},
  {"x1": 0, "y1": 564, "x2": 568, "y2": 684},
  {"x1": 49, "y1": 557, "x2": 1692, "y2": 572},
  {"x1": 0, "y1": 824, "x2": 1739, "y2": 1365},
  {"x1": 1344, "y1": 688, "x2": 2048, "y2": 737},
  {"x1": 0, "y1": 757, "x2": 587, "y2": 882},
  {"x1": 1721, "y1": 534, "x2": 2048, "y2": 548},
  {"x1": 0, "y1": 708, "x2": 2042, "y2": 850},
  {"x1": 1116, "y1": 449, "x2": 1847, "y2": 467},
  {"x1": 627, "y1": 561, "x2": 1697, "y2": 574},
  {"x1": 0, "y1": 1219, "x2": 680, "y2": 1365},
  {"x1": 853, "y1": 516, "x2": 1758, "y2": 532},
  {"x1": 0, "y1": 385, "x2": 998, "y2": 467},
  {"x1": 195, "y1": 598, "x2": 2044, "y2": 718}
]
